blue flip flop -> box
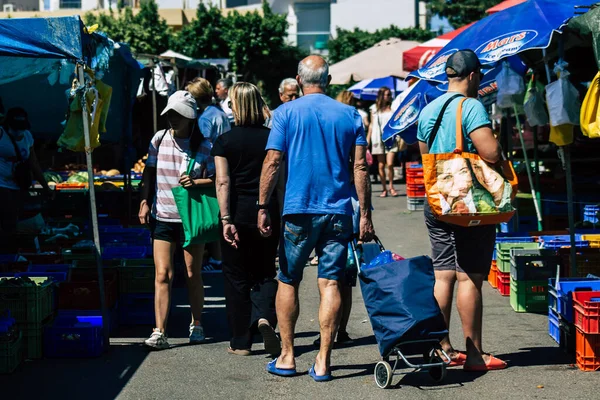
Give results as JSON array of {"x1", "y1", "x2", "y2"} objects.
[
  {"x1": 266, "y1": 358, "x2": 297, "y2": 377},
  {"x1": 308, "y1": 364, "x2": 333, "y2": 382}
]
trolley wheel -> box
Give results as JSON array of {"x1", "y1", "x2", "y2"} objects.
[
  {"x1": 374, "y1": 361, "x2": 393, "y2": 389},
  {"x1": 428, "y1": 353, "x2": 447, "y2": 383}
]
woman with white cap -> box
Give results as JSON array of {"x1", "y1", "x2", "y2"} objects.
[{"x1": 139, "y1": 90, "x2": 216, "y2": 350}]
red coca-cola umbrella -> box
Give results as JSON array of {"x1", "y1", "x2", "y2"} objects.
[
  {"x1": 486, "y1": 0, "x2": 527, "y2": 14},
  {"x1": 402, "y1": 22, "x2": 475, "y2": 73}
]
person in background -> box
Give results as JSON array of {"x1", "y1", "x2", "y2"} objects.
[
  {"x1": 368, "y1": 87, "x2": 399, "y2": 198},
  {"x1": 186, "y1": 77, "x2": 231, "y2": 271},
  {"x1": 212, "y1": 82, "x2": 281, "y2": 357},
  {"x1": 417, "y1": 50, "x2": 506, "y2": 371},
  {"x1": 216, "y1": 78, "x2": 234, "y2": 125},
  {"x1": 355, "y1": 99, "x2": 370, "y2": 133},
  {"x1": 139, "y1": 91, "x2": 215, "y2": 350},
  {"x1": 186, "y1": 77, "x2": 231, "y2": 144},
  {"x1": 278, "y1": 78, "x2": 301, "y2": 104},
  {"x1": 0, "y1": 107, "x2": 51, "y2": 254},
  {"x1": 258, "y1": 55, "x2": 374, "y2": 382}
]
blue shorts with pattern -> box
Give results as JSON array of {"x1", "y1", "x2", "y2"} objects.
[{"x1": 278, "y1": 214, "x2": 353, "y2": 284}]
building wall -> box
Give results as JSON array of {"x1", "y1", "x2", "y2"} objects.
[
  {"x1": 2, "y1": 0, "x2": 39, "y2": 11},
  {"x1": 331, "y1": 0, "x2": 417, "y2": 36}
]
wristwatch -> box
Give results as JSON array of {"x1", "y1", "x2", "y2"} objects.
[{"x1": 256, "y1": 201, "x2": 269, "y2": 210}]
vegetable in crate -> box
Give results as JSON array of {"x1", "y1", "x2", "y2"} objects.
[
  {"x1": 66, "y1": 172, "x2": 89, "y2": 183},
  {"x1": 43, "y1": 172, "x2": 63, "y2": 184}
]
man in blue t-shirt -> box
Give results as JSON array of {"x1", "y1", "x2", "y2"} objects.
[
  {"x1": 258, "y1": 55, "x2": 375, "y2": 381},
  {"x1": 417, "y1": 49, "x2": 506, "y2": 372}
]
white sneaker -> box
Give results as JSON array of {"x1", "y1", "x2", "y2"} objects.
[
  {"x1": 144, "y1": 329, "x2": 169, "y2": 350},
  {"x1": 189, "y1": 323, "x2": 206, "y2": 343}
]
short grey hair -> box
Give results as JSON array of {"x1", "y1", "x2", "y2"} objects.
[
  {"x1": 298, "y1": 59, "x2": 329, "y2": 89},
  {"x1": 216, "y1": 78, "x2": 232, "y2": 89},
  {"x1": 279, "y1": 78, "x2": 299, "y2": 93}
]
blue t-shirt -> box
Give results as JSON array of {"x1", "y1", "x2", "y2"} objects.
[
  {"x1": 199, "y1": 105, "x2": 231, "y2": 144},
  {"x1": 267, "y1": 94, "x2": 368, "y2": 216},
  {"x1": 417, "y1": 92, "x2": 491, "y2": 154}
]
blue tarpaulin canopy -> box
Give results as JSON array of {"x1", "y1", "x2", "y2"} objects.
[
  {"x1": 0, "y1": 16, "x2": 83, "y2": 60},
  {"x1": 0, "y1": 16, "x2": 86, "y2": 86}
]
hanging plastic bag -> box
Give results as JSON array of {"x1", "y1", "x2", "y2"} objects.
[
  {"x1": 580, "y1": 71, "x2": 600, "y2": 139},
  {"x1": 523, "y1": 76, "x2": 549, "y2": 126},
  {"x1": 496, "y1": 61, "x2": 525, "y2": 109},
  {"x1": 545, "y1": 63, "x2": 580, "y2": 126}
]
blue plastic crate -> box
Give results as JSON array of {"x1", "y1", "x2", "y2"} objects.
[
  {"x1": 543, "y1": 240, "x2": 589, "y2": 250},
  {"x1": 118, "y1": 294, "x2": 154, "y2": 325},
  {"x1": 56, "y1": 305, "x2": 119, "y2": 335},
  {"x1": 496, "y1": 236, "x2": 535, "y2": 243},
  {"x1": 28, "y1": 264, "x2": 70, "y2": 274},
  {"x1": 44, "y1": 315, "x2": 104, "y2": 358},
  {"x1": 549, "y1": 277, "x2": 600, "y2": 322},
  {"x1": 548, "y1": 307, "x2": 560, "y2": 344},
  {"x1": 102, "y1": 246, "x2": 149, "y2": 260}
]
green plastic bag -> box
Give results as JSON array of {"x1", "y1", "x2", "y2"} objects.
[{"x1": 171, "y1": 155, "x2": 220, "y2": 248}]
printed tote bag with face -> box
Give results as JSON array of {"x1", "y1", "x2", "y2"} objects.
[{"x1": 422, "y1": 97, "x2": 518, "y2": 227}]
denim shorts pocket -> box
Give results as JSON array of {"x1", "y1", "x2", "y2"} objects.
[
  {"x1": 332, "y1": 215, "x2": 352, "y2": 239},
  {"x1": 283, "y1": 220, "x2": 307, "y2": 246}
]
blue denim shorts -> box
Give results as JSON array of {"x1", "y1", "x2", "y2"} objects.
[{"x1": 278, "y1": 214, "x2": 353, "y2": 284}]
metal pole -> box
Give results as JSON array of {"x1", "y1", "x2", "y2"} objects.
[
  {"x1": 150, "y1": 61, "x2": 158, "y2": 135},
  {"x1": 533, "y1": 125, "x2": 543, "y2": 225},
  {"x1": 513, "y1": 105, "x2": 543, "y2": 228},
  {"x1": 77, "y1": 65, "x2": 109, "y2": 349},
  {"x1": 563, "y1": 146, "x2": 577, "y2": 276}
]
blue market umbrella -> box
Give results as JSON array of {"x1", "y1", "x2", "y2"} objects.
[
  {"x1": 408, "y1": 0, "x2": 595, "y2": 84},
  {"x1": 383, "y1": 58, "x2": 527, "y2": 145},
  {"x1": 383, "y1": 0, "x2": 593, "y2": 144},
  {"x1": 348, "y1": 75, "x2": 408, "y2": 101}
]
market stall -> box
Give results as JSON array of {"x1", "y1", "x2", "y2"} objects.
[{"x1": 0, "y1": 16, "x2": 143, "y2": 362}]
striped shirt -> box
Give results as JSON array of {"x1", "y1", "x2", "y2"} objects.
[{"x1": 146, "y1": 130, "x2": 215, "y2": 223}]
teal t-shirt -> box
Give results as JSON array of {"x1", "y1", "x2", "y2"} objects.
[{"x1": 417, "y1": 92, "x2": 491, "y2": 154}]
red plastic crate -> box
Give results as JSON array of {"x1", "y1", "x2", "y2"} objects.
[
  {"x1": 407, "y1": 189, "x2": 426, "y2": 197},
  {"x1": 488, "y1": 262, "x2": 498, "y2": 289},
  {"x1": 575, "y1": 327, "x2": 600, "y2": 371},
  {"x1": 497, "y1": 270, "x2": 510, "y2": 296},
  {"x1": 573, "y1": 291, "x2": 600, "y2": 334}
]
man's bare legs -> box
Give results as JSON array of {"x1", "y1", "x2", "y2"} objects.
[
  {"x1": 434, "y1": 269, "x2": 459, "y2": 357},
  {"x1": 338, "y1": 285, "x2": 352, "y2": 335},
  {"x1": 456, "y1": 272, "x2": 491, "y2": 366},
  {"x1": 314, "y1": 278, "x2": 342, "y2": 376},
  {"x1": 275, "y1": 280, "x2": 299, "y2": 369}
]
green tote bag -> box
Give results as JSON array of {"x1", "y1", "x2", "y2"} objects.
[{"x1": 171, "y1": 154, "x2": 220, "y2": 247}]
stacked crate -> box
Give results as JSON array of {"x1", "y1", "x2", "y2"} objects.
[
  {"x1": 406, "y1": 163, "x2": 425, "y2": 211},
  {"x1": 495, "y1": 239, "x2": 538, "y2": 297},
  {"x1": 548, "y1": 277, "x2": 600, "y2": 363},
  {"x1": 509, "y1": 249, "x2": 558, "y2": 313},
  {"x1": 573, "y1": 291, "x2": 600, "y2": 371},
  {"x1": 0, "y1": 277, "x2": 55, "y2": 359}
]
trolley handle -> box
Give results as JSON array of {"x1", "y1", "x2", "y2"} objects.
[{"x1": 350, "y1": 235, "x2": 384, "y2": 274}]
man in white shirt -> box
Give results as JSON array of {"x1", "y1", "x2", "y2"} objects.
[{"x1": 215, "y1": 78, "x2": 234, "y2": 125}]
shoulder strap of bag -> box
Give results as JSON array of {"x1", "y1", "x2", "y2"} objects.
[
  {"x1": 454, "y1": 98, "x2": 468, "y2": 152},
  {"x1": 6, "y1": 130, "x2": 24, "y2": 162},
  {"x1": 427, "y1": 93, "x2": 464, "y2": 149}
]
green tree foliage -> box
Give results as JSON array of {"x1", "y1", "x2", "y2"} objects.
[
  {"x1": 172, "y1": 4, "x2": 228, "y2": 58},
  {"x1": 327, "y1": 26, "x2": 437, "y2": 64},
  {"x1": 84, "y1": 0, "x2": 171, "y2": 54},
  {"x1": 426, "y1": 0, "x2": 503, "y2": 29}
]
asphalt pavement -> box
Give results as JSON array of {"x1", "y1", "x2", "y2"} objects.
[{"x1": 2, "y1": 183, "x2": 600, "y2": 400}]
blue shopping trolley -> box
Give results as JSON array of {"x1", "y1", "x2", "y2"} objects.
[{"x1": 351, "y1": 237, "x2": 451, "y2": 389}]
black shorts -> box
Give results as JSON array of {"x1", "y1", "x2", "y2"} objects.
[
  {"x1": 149, "y1": 218, "x2": 185, "y2": 243},
  {"x1": 424, "y1": 202, "x2": 496, "y2": 275}
]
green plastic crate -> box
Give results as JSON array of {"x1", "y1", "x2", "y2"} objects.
[
  {"x1": 510, "y1": 277, "x2": 548, "y2": 313},
  {"x1": 118, "y1": 264, "x2": 155, "y2": 294},
  {"x1": 0, "y1": 278, "x2": 54, "y2": 324},
  {"x1": 0, "y1": 332, "x2": 22, "y2": 374},
  {"x1": 496, "y1": 242, "x2": 539, "y2": 273}
]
